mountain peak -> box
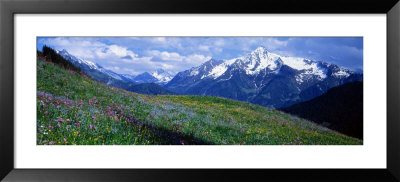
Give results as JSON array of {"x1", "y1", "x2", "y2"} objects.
[
  {"x1": 253, "y1": 46, "x2": 268, "y2": 53},
  {"x1": 60, "y1": 49, "x2": 69, "y2": 54}
]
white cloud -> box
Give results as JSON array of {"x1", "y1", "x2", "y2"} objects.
[
  {"x1": 151, "y1": 37, "x2": 167, "y2": 43},
  {"x1": 109, "y1": 45, "x2": 136, "y2": 57},
  {"x1": 148, "y1": 37, "x2": 183, "y2": 50},
  {"x1": 38, "y1": 37, "x2": 306, "y2": 76},
  {"x1": 214, "y1": 39, "x2": 225, "y2": 46},
  {"x1": 213, "y1": 47, "x2": 223, "y2": 54},
  {"x1": 184, "y1": 54, "x2": 212, "y2": 66},
  {"x1": 261, "y1": 38, "x2": 289, "y2": 51},
  {"x1": 198, "y1": 45, "x2": 210, "y2": 51},
  {"x1": 148, "y1": 50, "x2": 184, "y2": 62},
  {"x1": 141, "y1": 50, "x2": 211, "y2": 72},
  {"x1": 104, "y1": 66, "x2": 120, "y2": 72}
]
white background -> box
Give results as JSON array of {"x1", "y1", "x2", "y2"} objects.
[{"x1": 15, "y1": 14, "x2": 386, "y2": 168}]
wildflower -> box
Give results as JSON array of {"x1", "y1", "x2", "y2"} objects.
[
  {"x1": 57, "y1": 123, "x2": 61, "y2": 128},
  {"x1": 56, "y1": 105, "x2": 60, "y2": 109},
  {"x1": 58, "y1": 118, "x2": 64, "y2": 122},
  {"x1": 49, "y1": 125, "x2": 53, "y2": 130},
  {"x1": 90, "y1": 125, "x2": 94, "y2": 129},
  {"x1": 44, "y1": 111, "x2": 48, "y2": 114},
  {"x1": 66, "y1": 119, "x2": 70, "y2": 122},
  {"x1": 102, "y1": 143, "x2": 104, "y2": 145},
  {"x1": 64, "y1": 138, "x2": 67, "y2": 142},
  {"x1": 123, "y1": 132, "x2": 125, "y2": 136}
]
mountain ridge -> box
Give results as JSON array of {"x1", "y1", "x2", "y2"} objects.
[
  {"x1": 43, "y1": 46, "x2": 175, "y2": 95},
  {"x1": 166, "y1": 46, "x2": 363, "y2": 108},
  {"x1": 57, "y1": 48, "x2": 176, "y2": 86}
]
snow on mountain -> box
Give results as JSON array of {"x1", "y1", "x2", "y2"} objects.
[
  {"x1": 206, "y1": 63, "x2": 229, "y2": 79},
  {"x1": 332, "y1": 68, "x2": 351, "y2": 78},
  {"x1": 57, "y1": 49, "x2": 127, "y2": 81},
  {"x1": 121, "y1": 74, "x2": 137, "y2": 81},
  {"x1": 189, "y1": 68, "x2": 200, "y2": 76},
  {"x1": 102, "y1": 69, "x2": 124, "y2": 80},
  {"x1": 124, "y1": 69, "x2": 176, "y2": 85},
  {"x1": 151, "y1": 69, "x2": 176, "y2": 84},
  {"x1": 190, "y1": 46, "x2": 349, "y2": 84},
  {"x1": 57, "y1": 49, "x2": 100, "y2": 70},
  {"x1": 240, "y1": 46, "x2": 281, "y2": 75},
  {"x1": 57, "y1": 49, "x2": 178, "y2": 86},
  {"x1": 166, "y1": 46, "x2": 362, "y2": 108}
]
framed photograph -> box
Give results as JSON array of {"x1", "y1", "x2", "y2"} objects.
[{"x1": 1, "y1": 0, "x2": 399, "y2": 181}]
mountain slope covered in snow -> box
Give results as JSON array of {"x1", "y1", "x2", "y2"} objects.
[
  {"x1": 51, "y1": 47, "x2": 175, "y2": 95},
  {"x1": 166, "y1": 46, "x2": 363, "y2": 108}
]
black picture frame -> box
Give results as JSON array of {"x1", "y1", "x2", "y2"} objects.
[{"x1": 1, "y1": 0, "x2": 399, "y2": 181}]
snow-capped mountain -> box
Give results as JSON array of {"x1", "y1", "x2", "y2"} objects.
[
  {"x1": 124, "y1": 69, "x2": 176, "y2": 86},
  {"x1": 49, "y1": 48, "x2": 176, "y2": 95},
  {"x1": 57, "y1": 49, "x2": 132, "y2": 82},
  {"x1": 151, "y1": 69, "x2": 176, "y2": 85},
  {"x1": 131, "y1": 72, "x2": 158, "y2": 84},
  {"x1": 57, "y1": 49, "x2": 177, "y2": 86},
  {"x1": 166, "y1": 46, "x2": 363, "y2": 108},
  {"x1": 121, "y1": 74, "x2": 137, "y2": 81}
]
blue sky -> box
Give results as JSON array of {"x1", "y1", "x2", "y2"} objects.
[{"x1": 37, "y1": 37, "x2": 363, "y2": 75}]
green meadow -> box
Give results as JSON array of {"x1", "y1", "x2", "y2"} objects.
[{"x1": 37, "y1": 58, "x2": 362, "y2": 145}]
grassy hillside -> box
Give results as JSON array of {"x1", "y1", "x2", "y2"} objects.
[
  {"x1": 281, "y1": 81, "x2": 363, "y2": 139},
  {"x1": 126, "y1": 83, "x2": 176, "y2": 95},
  {"x1": 37, "y1": 58, "x2": 362, "y2": 145}
]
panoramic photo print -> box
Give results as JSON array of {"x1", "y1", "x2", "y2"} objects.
[{"x1": 36, "y1": 37, "x2": 363, "y2": 145}]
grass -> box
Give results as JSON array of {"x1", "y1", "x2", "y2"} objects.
[{"x1": 37, "y1": 58, "x2": 363, "y2": 145}]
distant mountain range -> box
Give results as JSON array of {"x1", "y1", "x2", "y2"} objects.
[
  {"x1": 54, "y1": 48, "x2": 175, "y2": 95},
  {"x1": 165, "y1": 46, "x2": 363, "y2": 108},
  {"x1": 55, "y1": 46, "x2": 362, "y2": 109},
  {"x1": 123, "y1": 69, "x2": 175, "y2": 86},
  {"x1": 57, "y1": 49, "x2": 175, "y2": 86},
  {"x1": 281, "y1": 81, "x2": 363, "y2": 139}
]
